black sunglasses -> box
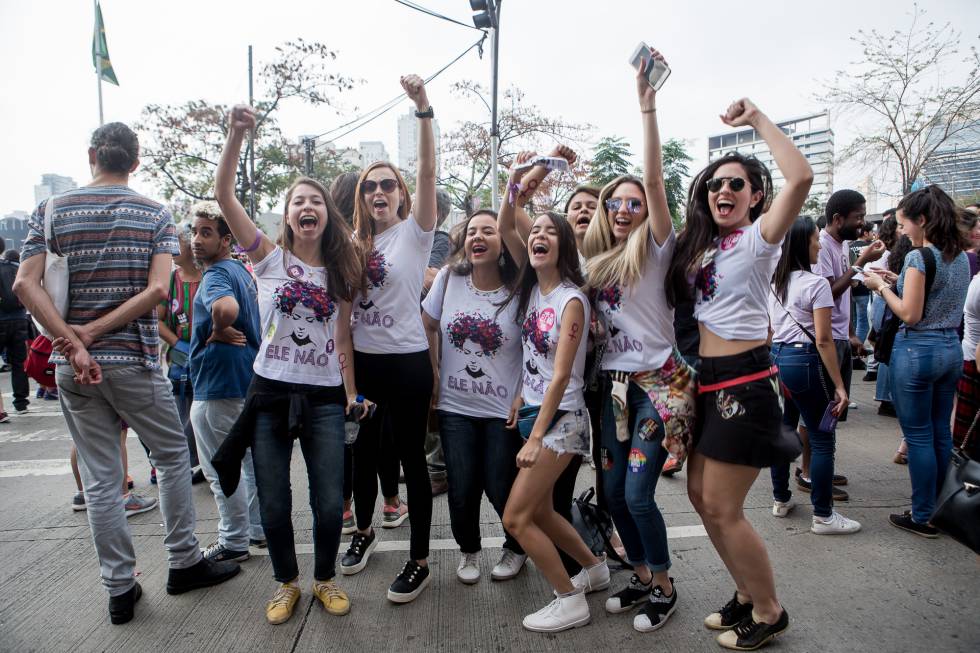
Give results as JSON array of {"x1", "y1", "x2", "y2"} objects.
[
  {"x1": 706, "y1": 177, "x2": 747, "y2": 193},
  {"x1": 604, "y1": 197, "x2": 644, "y2": 215},
  {"x1": 361, "y1": 178, "x2": 398, "y2": 194}
]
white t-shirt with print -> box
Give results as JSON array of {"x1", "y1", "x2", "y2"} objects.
[
  {"x1": 520, "y1": 281, "x2": 589, "y2": 411},
  {"x1": 694, "y1": 219, "x2": 782, "y2": 341},
  {"x1": 962, "y1": 273, "x2": 980, "y2": 361},
  {"x1": 352, "y1": 216, "x2": 434, "y2": 354},
  {"x1": 768, "y1": 271, "x2": 835, "y2": 344},
  {"x1": 422, "y1": 268, "x2": 521, "y2": 419},
  {"x1": 596, "y1": 230, "x2": 676, "y2": 372},
  {"x1": 253, "y1": 247, "x2": 344, "y2": 387}
]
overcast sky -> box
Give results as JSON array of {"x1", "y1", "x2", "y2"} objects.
[{"x1": 2, "y1": 0, "x2": 977, "y2": 215}]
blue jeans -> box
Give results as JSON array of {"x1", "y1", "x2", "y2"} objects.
[
  {"x1": 252, "y1": 402, "x2": 345, "y2": 582},
  {"x1": 888, "y1": 329, "x2": 960, "y2": 524},
  {"x1": 438, "y1": 411, "x2": 522, "y2": 554},
  {"x1": 871, "y1": 296, "x2": 891, "y2": 400},
  {"x1": 854, "y1": 294, "x2": 871, "y2": 344},
  {"x1": 770, "y1": 343, "x2": 837, "y2": 517},
  {"x1": 600, "y1": 381, "x2": 670, "y2": 572}
]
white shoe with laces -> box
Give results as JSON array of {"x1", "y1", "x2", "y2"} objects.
[
  {"x1": 811, "y1": 511, "x2": 861, "y2": 535},
  {"x1": 491, "y1": 549, "x2": 527, "y2": 581},
  {"x1": 772, "y1": 498, "x2": 796, "y2": 518},
  {"x1": 522, "y1": 590, "x2": 590, "y2": 632},
  {"x1": 570, "y1": 557, "x2": 610, "y2": 593},
  {"x1": 456, "y1": 552, "x2": 480, "y2": 584}
]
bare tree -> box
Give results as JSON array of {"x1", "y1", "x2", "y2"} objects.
[{"x1": 821, "y1": 5, "x2": 980, "y2": 194}]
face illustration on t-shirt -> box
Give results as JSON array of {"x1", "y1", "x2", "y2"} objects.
[
  {"x1": 696, "y1": 228, "x2": 743, "y2": 306},
  {"x1": 447, "y1": 311, "x2": 505, "y2": 378},
  {"x1": 521, "y1": 307, "x2": 557, "y2": 379},
  {"x1": 360, "y1": 248, "x2": 390, "y2": 311},
  {"x1": 273, "y1": 277, "x2": 337, "y2": 357},
  {"x1": 596, "y1": 283, "x2": 623, "y2": 336}
]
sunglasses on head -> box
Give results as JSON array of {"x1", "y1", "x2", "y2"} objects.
[
  {"x1": 361, "y1": 178, "x2": 398, "y2": 194},
  {"x1": 706, "y1": 177, "x2": 747, "y2": 193},
  {"x1": 604, "y1": 198, "x2": 644, "y2": 215}
]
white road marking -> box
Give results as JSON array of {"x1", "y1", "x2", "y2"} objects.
[
  {"x1": 250, "y1": 526, "x2": 707, "y2": 556},
  {"x1": 0, "y1": 459, "x2": 71, "y2": 477},
  {"x1": 0, "y1": 428, "x2": 69, "y2": 443}
]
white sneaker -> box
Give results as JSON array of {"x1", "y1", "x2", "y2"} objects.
[
  {"x1": 772, "y1": 498, "x2": 796, "y2": 518},
  {"x1": 811, "y1": 511, "x2": 861, "y2": 535},
  {"x1": 570, "y1": 557, "x2": 610, "y2": 593},
  {"x1": 491, "y1": 549, "x2": 527, "y2": 581},
  {"x1": 522, "y1": 591, "x2": 590, "y2": 632},
  {"x1": 456, "y1": 552, "x2": 480, "y2": 584}
]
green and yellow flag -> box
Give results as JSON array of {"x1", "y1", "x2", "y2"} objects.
[{"x1": 92, "y1": 2, "x2": 118, "y2": 85}]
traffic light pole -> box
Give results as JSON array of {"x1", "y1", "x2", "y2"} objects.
[{"x1": 490, "y1": 2, "x2": 501, "y2": 211}]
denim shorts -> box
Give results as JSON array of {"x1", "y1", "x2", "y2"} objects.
[{"x1": 533, "y1": 408, "x2": 591, "y2": 457}]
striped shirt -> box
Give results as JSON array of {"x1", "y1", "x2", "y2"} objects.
[{"x1": 21, "y1": 186, "x2": 178, "y2": 368}]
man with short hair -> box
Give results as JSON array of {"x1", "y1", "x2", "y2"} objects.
[{"x1": 187, "y1": 201, "x2": 265, "y2": 561}]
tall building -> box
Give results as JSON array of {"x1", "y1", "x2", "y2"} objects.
[
  {"x1": 359, "y1": 141, "x2": 390, "y2": 167},
  {"x1": 398, "y1": 110, "x2": 441, "y2": 176},
  {"x1": 708, "y1": 111, "x2": 833, "y2": 204},
  {"x1": 0, "y1": 210, "x2": 30, "y2": 251},
  {"x1": 922, "y1": 121, "x2": 980, "y2": 200},
  {"x1": 33, "y1": 174, "x2": 78, "y2": 205}
]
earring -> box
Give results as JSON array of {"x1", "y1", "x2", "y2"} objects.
[{"x1": 499, "y1": 255, "x2": 505, "y2": 267}]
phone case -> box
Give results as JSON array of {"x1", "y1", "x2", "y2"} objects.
[{"x1": 818, "y1": 402, "x2": 838, "y2": 432}]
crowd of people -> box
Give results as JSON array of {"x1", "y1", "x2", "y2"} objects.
[{"x1": 6, "y1": 48, "x2": 979, "y2": 650}]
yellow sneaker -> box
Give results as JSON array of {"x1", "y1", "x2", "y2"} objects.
[
  {"x1": 312, "y1": 579, "x2": 350, "y2": 616},
  {"x1": 266, "y1": 583, "x2": 301, "y2": 625}
]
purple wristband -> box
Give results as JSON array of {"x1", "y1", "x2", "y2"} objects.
[
  {"x1": 507, "y1": 182, "x2": 520, "y2": 207},
  {"x1": 243, "y1": 227, "x2": 263, "y2": 253}
]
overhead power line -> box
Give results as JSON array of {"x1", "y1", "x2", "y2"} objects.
[{"x1": 392, "y1": 0, "x2": 485, "y2": 32}]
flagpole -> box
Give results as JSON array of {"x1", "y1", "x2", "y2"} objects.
[{"x1": 94, "y1": 0, "x2": 103, "y2": 125}]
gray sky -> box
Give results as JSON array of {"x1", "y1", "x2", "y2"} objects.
[{"x1": 2, "y1": 0, "x2": 978, "y2": 214}]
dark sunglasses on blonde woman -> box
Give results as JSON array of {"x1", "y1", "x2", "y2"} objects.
[
  {"x1": 706, "y1": 177, "x2": 747, "y2": 193},
  {"x1": 362, "y1": 179, "x2": 398, "y2": 194}
]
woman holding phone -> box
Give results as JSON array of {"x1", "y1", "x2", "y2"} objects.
[
  {"x1": 215, "y1": 105, "x2": 366, "y2": 625},
  {"x1": 665, "y1": 97, "x2": 813, "y2": 649},
  {"x1": 767, "y1": 216, "x2": 857, "y2": 534},
  {"x1": 498, "y1": 152, "x2": 607, "y2": 633}
]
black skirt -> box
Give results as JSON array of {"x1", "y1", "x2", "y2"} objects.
[{"x1": 693, "y1": 345, "x2": 801, "y2": 468}]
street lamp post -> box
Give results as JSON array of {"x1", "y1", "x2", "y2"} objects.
[{"x1": 470, "y1": 1, "x2": 501, "y2": 210}]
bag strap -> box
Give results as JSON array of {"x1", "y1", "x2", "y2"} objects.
[
  {"x1": 920, "y1": 246, "x2": 937, "y2": 300},
  {"x1": 961, "y1": 407, "x2": 980, "y2": 452},
  {"x1": 43, "y1": 195, "x2": 64, "y2": 257},
  {"x1": 769, "y1": 284, "x2": 833, "y2": 402}
]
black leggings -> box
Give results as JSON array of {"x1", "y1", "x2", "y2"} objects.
[
  {"x1": 353, "y1": 350, "x2": 433, "y2": 560},
  {"x1": 554, "y1": 454, "x2": 583, "y2": 576},
  {"x1": 343, "y1": 410, "x2": 400, "y2": 502}
]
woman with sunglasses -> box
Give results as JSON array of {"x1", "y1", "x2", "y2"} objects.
[
  {"x1": 420, "y1": 209, "x2": 526, "y2": 584},
  {"x1": 497, "y1": 151, "x2": 606, "y2": 633},
  {"x1": 579, "y1": 48, "x2": 695, "y2": 633},
  {"x1": 215, "y1": 105, "x2": 366, "y2": 625},
  {"x1": 664, "y1": 99, "x2": 812, "y2": 650},
  {"x1": 342, "y1": 74, "x2": 438, "y2": 604}
]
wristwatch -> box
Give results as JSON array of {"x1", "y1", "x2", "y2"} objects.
[{"x1": 415, "y1": 106, "x2": 434, "y2": 119}]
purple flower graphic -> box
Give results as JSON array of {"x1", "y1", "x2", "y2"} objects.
[
  {"x1": 521, "y1": 310, "x2": 551, "y2": 356},
  {"x1": 366, "y1": 249, "x2": 389, "y2": 289},
  {"x1": 447, "y1": 312, "x2": 505, "y2": 357},
  {"x1": 597, "y1": 283, "x2": 623, "y2": 312},
  {"x1": 274, "y1": 279, "x2": 336, "y2": 323}
]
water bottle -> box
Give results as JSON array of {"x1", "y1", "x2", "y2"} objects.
[{"x1": 344, "y1": 395, "x2": 365, "y2": 445}]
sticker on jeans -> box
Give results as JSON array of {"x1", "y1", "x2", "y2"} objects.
[
  {"x1": 628, "y1": 448, "x2": 647, "y2": 472},
  {"x1": 637, "y1": 417, "x2": 660, "y2": 441},
  {"x1": 600, "y1": 447, "x2": 613, "y2": 471},
  {"x1": 715, "y1": 389, "x2": 745, "y2": 420}
]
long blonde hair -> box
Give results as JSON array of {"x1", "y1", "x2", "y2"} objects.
[{"x1": 581, "y1": 175, "x2": 652, "y2": 290}]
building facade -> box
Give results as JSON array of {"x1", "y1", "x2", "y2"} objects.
[
  {"x1": 33, "y1": 174, "x2": 78, "y2": 205},
  {"x1": 921, "y1": 121, "x2": 980, "y2": 201},
  {"x1": 397, "y1": 110, "x2": 441, "y2": 177},
  {"x1": 0, "y1": 211, "x2": 30, "y2": 252},
  {"x1": 708, "y1": 111, "x2": 833, "y2": 206}
]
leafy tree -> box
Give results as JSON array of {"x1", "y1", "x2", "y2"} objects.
[
  {"x1": 137, "y1": 40, "x2": 356, "y2": 213},
  {"x1": 820, "y1": 6, "x2": 980, "y2": 194},
  {"x1": 662, "y1": 138, "x2": 693, "y2": 228},
  {"x1": 588, "y1": 136, "x2": 632, "y2": 187}
]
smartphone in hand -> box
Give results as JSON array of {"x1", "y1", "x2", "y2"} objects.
[{"x1": 630, "y1": 42, "x2": 671, "y2": 90}]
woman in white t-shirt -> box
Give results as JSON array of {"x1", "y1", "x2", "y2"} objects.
[
  {"x1": 497, "y1": 153, "x2": 606, "y2": 634},
  {"x1": 216, "y1": 106, "x2": 366, "y2": 625},
  {"x1": 420, "y1": 210, "x2": 525, "y2": 585},
  {"x1": 343, "y1": 75, "x2": 438, "y2": 604},
  {"x1": 663, "y1": 98, "x2": 813, "y2": 650},
  {"x1": 578, "y1": 48, "x2": 694, "y2": 633},
  {"x1": 767, "y1": 216, "x2": 855, "y2": 534}
]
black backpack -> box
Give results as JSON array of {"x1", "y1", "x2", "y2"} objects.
[{"x1": 0, "y1": 259, "x2": 22, "y2": 313}]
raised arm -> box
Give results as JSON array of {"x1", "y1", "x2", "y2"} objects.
[
  {"x1": 720, "y1": 99, "x2": 813, "y2": 245},
  {"x1": 512, "y1": 145, "x2": 578, "y2": 241},
  {"x1": 215, "y1": 106, "x2": 275, "y2": 263},
  {"x1": 498, "y1": 151, "x2": 537, "y2": 266},
  {"x1": 637, "y1": 48, "x2": 673, "y2": 246},
  {"x1": 402, "y1": 75, "x2": 436, "y2": 232}
]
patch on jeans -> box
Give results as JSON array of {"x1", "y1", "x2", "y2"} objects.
[
  {"x1": 637, "y1": 417, "x2": 660, "y2": 441},
  {"x1": 715, "y1": 389, "x2": 745, "y2": 420},
  {"x1": 600, "y1": 447, "x2": 614, "y2": 471},
  {"x1": 628, "y1": 448, "x2": 647, "y2": 472}
]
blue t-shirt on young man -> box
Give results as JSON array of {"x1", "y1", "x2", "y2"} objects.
[{"x1": 190, "y1": 259, "x2": 261, "y2": 399}]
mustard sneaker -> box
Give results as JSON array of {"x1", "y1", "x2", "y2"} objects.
[
  {"x1": 266, "y1": 583, "x2": 301, "y2": 625},
  {"x1": 312, "y1": 579, "x2": 350, "y2": 616}
]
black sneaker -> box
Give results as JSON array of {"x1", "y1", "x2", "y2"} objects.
[
  {"x1": 605, "y1": 573, "x2": 652, "y2": 613},
  {"x1": 166, "y1": 556, "x2": 240, "y2": 595},
  {"x1": 794, "y1": 474, "x2": 811, "y2": 492},
  {"x1": 340, "y1": 530, "x2": 377, "y2": 575},
  {"x1": 202, "y1": 541, "x2": 250, "y2": 563},
  {"x1": 889, "y1": 511, "x2": 939, "y2": 538},
  {"x1": 832, "y1": 473, "x2": 848, "y2": 486},
  {"x1": 108, "y1": 582, "x2": 142, "y2": 625},
  {"x1": 704, "y1": 591, "x2": 753, "y2": 630},
  {"x1": 862, "y1": 371, "x2": 877, "y2": 382},
  {"x1": 852, "y1": 358, "x2": 867, "y2": 371},
  {"x1": 249, "y1": 538, "x2": 268, "y2": 549},
  {"x1": 191, "y1": 467, "x2": 206, "y2": 485},
  {"x1": 877, "y1": 401, "x2": 897, "y2": 417},
  {"x1": 717, "y1": 609, "x2": 789, "y2": 650},
  {"x1": 633, "y1": 581, "x2": 677, "y2": 632},
  {"x1": 794, "y1": 471, "x2": 848, "y2": 501},
  {"x1": 387, "y1": 560, "x2": 431, "y2": 603}
]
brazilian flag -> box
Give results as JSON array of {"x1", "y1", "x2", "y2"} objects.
[{"x1": 92, "y1": 2, "x2": 118, "y2": 85}]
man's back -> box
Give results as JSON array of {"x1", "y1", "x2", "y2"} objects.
[{"x1": 22, "y1": 186, "x2": 177, "y2": 368}]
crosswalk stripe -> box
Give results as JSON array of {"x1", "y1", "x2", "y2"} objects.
[{"x1": 0, "y1": 459, "x2": 71, "y2": 477}]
